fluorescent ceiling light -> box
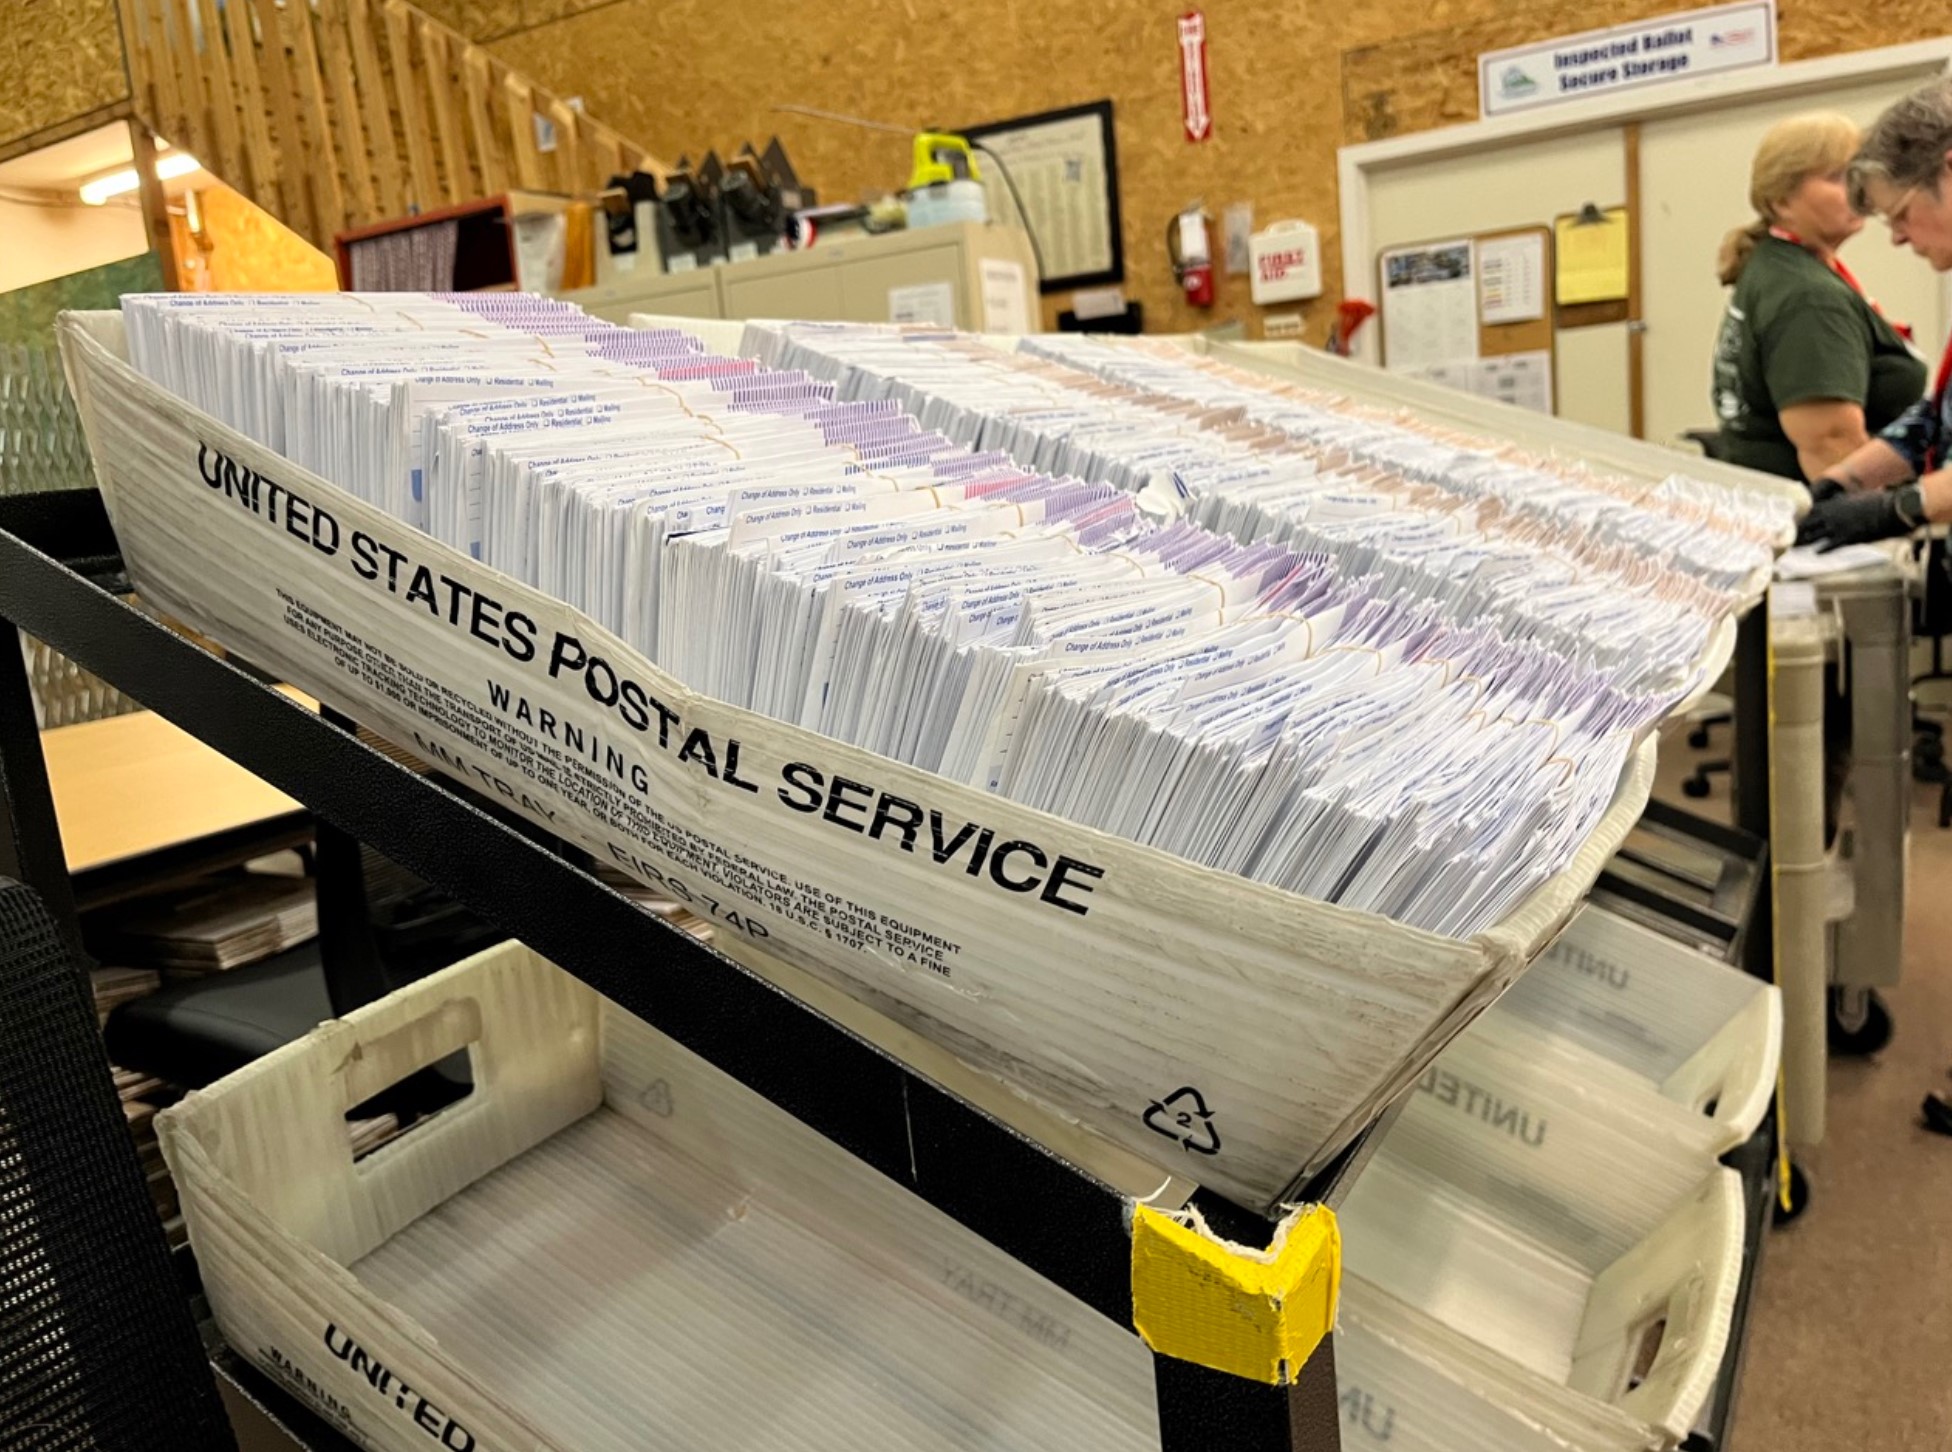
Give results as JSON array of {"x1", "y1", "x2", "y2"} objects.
[{"x1": 80, "y1": 151, "x2": 200, "y2": 205}]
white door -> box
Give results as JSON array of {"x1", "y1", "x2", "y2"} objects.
[
  {"x1": 1364, "y1": 128, "x2": 1632, "y2": 433},
  {"x1": 1640, "y1": 66, "x2": 1951, "y2": 452}
]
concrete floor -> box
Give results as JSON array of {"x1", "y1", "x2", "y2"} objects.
[{"x1": 1656, "y1": 729, "x2": 1952, "y2": 1451}]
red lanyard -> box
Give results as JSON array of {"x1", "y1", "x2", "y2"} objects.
[
  {"x1": 1931, "y1": 332, "x2": 1952, "y2": 473},
  {"x1": 1769, "y1": 226, "x2": 1914, "y2": 340}
]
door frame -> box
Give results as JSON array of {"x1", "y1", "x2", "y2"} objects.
[{"x1": 1337, "y1": 38, "x2": 1952, "y2": 365}]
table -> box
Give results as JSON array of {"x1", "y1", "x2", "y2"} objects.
[{"x1": 46, "y1": 698, "x2": 305, "y2": 872}]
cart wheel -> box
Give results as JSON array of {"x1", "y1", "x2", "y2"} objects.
[
  {"x1": 1916, "y1": 733, "x2": 1946, "y2": 777},
  {"x1": 1773, "y1": 1161, "x2": 1811, "y2": 1226},
  {"x1": 1682, "y1": 772, "x2": 1712, "y2": 799},
  {"x1": 1687, "y1": 725, "x2": 1712, "y2": 749},
  {"x1": 1924, "y1": 1091, "x2": 1952, "y2": 1137},
  {"x1": 1828, "y1": 986, "x2": 1894, "y2": 1056}
]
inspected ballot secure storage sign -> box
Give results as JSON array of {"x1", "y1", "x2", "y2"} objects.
[{"x1": 1479, "y1": 1, "x2": 1775, "y2": 118}]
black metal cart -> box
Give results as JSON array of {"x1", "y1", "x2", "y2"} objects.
[
  {"x1": 0, "y1": 487, "x2": 1362, "y2": 1450},
  {"x1": 0, "y1": 488, "x2": 1778, "y2": 1452}
]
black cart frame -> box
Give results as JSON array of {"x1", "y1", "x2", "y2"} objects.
[{"x1": 0, "y1": 487, "x2": 1353, "y2": 1451}]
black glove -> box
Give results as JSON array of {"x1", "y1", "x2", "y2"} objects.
[
  {"x1": 1796, "y1": 483, "x2": 1925, "y2": 550},
  {"x1": 1808, "y1": 476, "x2": 1848, "y2": 505}
]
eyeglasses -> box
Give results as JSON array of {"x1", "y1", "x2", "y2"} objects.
[{"x1": 1876, "y1": 185, "x2": 1923, "y2": 232}]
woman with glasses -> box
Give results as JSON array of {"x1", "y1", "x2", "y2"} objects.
[
  {"x1": 1796, "y1": 77, "x2": 1952, "y2": 1136},
  {"x1": 1712, "y1": 113, "x2": 1925, "y2": 483},
  {"x1": 1801, "y1": 79, "x2": 1952, "y2": 552}
]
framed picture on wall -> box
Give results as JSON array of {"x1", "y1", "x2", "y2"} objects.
[{"x1": 960, "y1": 100, "x2": 1123, "y2": 293}]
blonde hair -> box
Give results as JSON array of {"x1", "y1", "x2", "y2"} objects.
[
  {"x1": 1849, "y1": 77, "x2": 1952, "y2": 212},
  {"x1": 1717, "y1": 112, "x2": 1860, "y2": 285}
]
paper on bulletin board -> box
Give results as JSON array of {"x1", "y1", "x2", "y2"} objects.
[
  {"x1": 1474, "y1": 350, "x2": 1553, "y2": 414},
  {"x1": 510, "y1": 213, "x2": 568, "y2": 294},
  {"x1": 1477, "y1": 233, "x2": 1546, "y2": 324},
  {"x1": 1380, "y1": 240, "x2": 1478, "y2": 371},
  {"x1": 1555, "y1": 209, "x2": 1629, "y2": 305},
  {"x1": 1408, "y1": 360, "x2": 1476, "y2": 392},
  {"x1": 889, "y1": 281, "x2": 957, "y2": 327}
]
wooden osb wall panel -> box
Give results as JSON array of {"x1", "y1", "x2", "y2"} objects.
[
  {"x1": 1343, "y1": 0, "x2": 1927, "y2": 144},
  {"x1": 410, "y1": 0, "x2": 612, "y2": 41},
  {"x1": 413, "y1": 0, "x2": 1934, "y2": 343},
  {"x1": 452, "y1": 0, "x2": 1344, "y2": 338},
  {"x1": 0, "y1": 0, "x2": 130, "y2": 151},
  {"x1": 1343, "y1": 0, "x2": 1674, "y2": 142},
  {"x1": 1816, "y1": 1, "x2": 1948, "y2": 58},
  {"x1": 183, "y1": 184, "x2": 340, "y2": 292}
]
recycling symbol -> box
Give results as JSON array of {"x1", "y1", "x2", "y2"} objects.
[
  {"x1": 1143, "y1": 1085, "x2": 1221, "y2": 1155},
  {"x1": 638, "y1": 1078, "x2": 674, "y2": 1118}
]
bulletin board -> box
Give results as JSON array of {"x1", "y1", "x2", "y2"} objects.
[{"x1": 1375, "y1": 224, "x2": 1557, "y2": 414}]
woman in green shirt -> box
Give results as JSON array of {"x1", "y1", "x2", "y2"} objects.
[
  {"x1": 1713, "y1": 117, "x2": 1924, "y2": 1065},
  {"x1": 1712, "y1": 113, "x2": 1927, "y2": 482}
]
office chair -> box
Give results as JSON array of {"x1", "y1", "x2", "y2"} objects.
[
  {"x1": 102, "y1": 710, "x2": 526, "y2": 1109},
  {"x1": 101, "y1": 822, "x2": 505, "y2": 1099},
  {"x1": 1910, "y1": 533, "x2": 1952, "y2": 828},
  {"x1": 1679, "y1": 428, "x2": 1735, "y2": 799},
  {"x1": 0, "y1": 876, "x2": 238, "y2": 1451},
  {"x1": 104, "y1": 823, "x2": 511, "y2": 1108}
]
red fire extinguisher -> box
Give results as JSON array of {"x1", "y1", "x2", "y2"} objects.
[{"x1": 1169, "y1": 204, "x2": 1215, "y2": 308}]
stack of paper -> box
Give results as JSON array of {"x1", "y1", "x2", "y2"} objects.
[
  {"x1": 1774, "y1": 541, "x2": 1892, "y2": 579},
  {"x1": 87, "y1": 960, "x2": 180, "y2": 1236},
  {"x1": 119, "y1": 1096, "x2": 184, "y2": 1244},
  {"x1": 95, "y1": 872, "x2": 318, "y2": 975},
  {"x1": 348, "y1": 1113, "x2": 404, "y2": 1160},
  {"x1": 117, "y1": 292, "x2": 1740, "y2": 940},
  {"x1": 89, "y1": 964, "x2": 160, "y2": 1024},
  {"x1": 112, "y1": 1064, "x2": 165, "y2": 1101},
  {"x1": 592, "y1": 862, "x2": 717, "y2": 944}
]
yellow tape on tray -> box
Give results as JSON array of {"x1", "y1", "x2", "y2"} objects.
[{"x1": 1129, "y1": 1201, "x2": 1340, "y2": 1383}]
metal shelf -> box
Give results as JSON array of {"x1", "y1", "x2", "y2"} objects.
[
  {"x1": 0, "y1": 488, "x2": 1347, "y2": 1450},
  {"x1": 0, "y1": 488, "x2": 1779, "y2": 1452},
  {"x1": 1683, "y1": 1116, "x2": 1779, "y2": 1452}
]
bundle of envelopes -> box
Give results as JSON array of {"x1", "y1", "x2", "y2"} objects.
[
  {"x1": 742, "y1": 322, "x2": 1790, "y2": 700},
  {"x1": 121, "y1": 292, "x2": 1767, "y2": 941}
]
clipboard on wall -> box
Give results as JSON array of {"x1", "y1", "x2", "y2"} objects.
[{"x1": 1554, "y1": 205, "x2": 1631, "y2": 312}]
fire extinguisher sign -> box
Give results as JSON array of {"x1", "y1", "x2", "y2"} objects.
[{"x1": 1178, "y1": 12, "x2": 1211, "y2": 143}]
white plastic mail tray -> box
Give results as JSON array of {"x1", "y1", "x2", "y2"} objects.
[
  {"x1": 160, "y1": 941, "x2": 1162, "y2": 1452},
  {"x1": 64, "y1": 306, "x2": 1655, "y2": 1215},
  {"x1": 1338, "y1": 1022, "x2": 1745, "y2": 1452},
  {"x1": 1484, "y1": 902, "x2": 1781, "y2": 1151}
]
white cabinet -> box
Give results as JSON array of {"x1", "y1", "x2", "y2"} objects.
[{"x1": 555, "y1": 222, "x2": 1041, "y2": 331}]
